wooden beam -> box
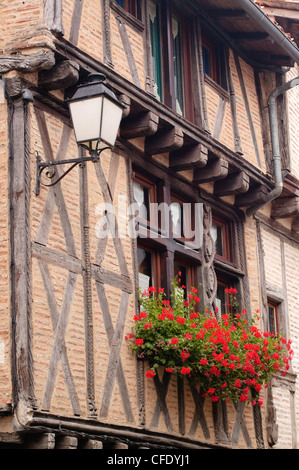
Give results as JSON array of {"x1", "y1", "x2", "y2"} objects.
[
  {"x1": 145, "y1": 126, "x2": 184, "y2": 154},
  {"x1": 292, "y1": 215, "x2": 299, "y2": 232},
  {"x1": 235, "y1": 184, "x2": 269, "y2": 207},
  {"x1": 193, "y1": 158, "x2": 228, "y2": 184},
  {"x1": 38, "y1": 60, "x2": 79, "y2": 90},
  {"x1": 231, "y1": 32, "x2": 269, "y2": 41},
  {"x1": 0, "y1": 50, "x2": 55, "y2": 74},
  {"x1": 214, "y1": 171, "x2": 250, "y2": 196},
  {"x1": 120, "y1": 111, "x2": 159, "y2": 139},
  {"x1": 271, "y1": 196, "x2": 299, "y2": 219},
  {"x1": 169, "y1": 144, "x2": 208, "y2": 171}
]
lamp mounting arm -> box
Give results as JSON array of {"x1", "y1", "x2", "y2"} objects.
[{"x1": 34, "y1": 148, "x2": 109, "y2": 195}]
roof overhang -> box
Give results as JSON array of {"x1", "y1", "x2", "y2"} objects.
[{"x1": 187, "y1": 0, "x2": 299, "y2": 71}]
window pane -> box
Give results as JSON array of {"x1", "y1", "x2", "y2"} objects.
[
  {"x1": 202, "y1": 45, "x2": 211, "y2": 76},
  {"x1": 115, "y1": 0, "x2": 125, "y2": 7},
  {"x1": 211, "y1": 223, "x2": 224, "y2": 257},
  {"x1": 172, "y1": 16, "x2": 184, "y2": 115},
  {"x1": 149, "y1": 0, "x2": 162, "y2": 101},
  {"x1": 133, "y1": 181, "x2": 151, "y2": 221},
  {"x1": 138, "y1": 247, "x2": 153, "y2": 291}
]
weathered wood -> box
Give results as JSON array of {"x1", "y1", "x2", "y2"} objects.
[
  {"x1": 292, "y1": 215, "x2": 299, "y2": 232},
  {"x1": 150, "y1": 370, "x2": 173, "y2": 431},
  {"x1": 69, "y1": 0, "x2": 85, "y2": 45},
  {"x1": 212, "y1": 98, "x2": 227, "y2": 140},
  {"x1": 233, "y1": 51, "x2": 261, "y2": 167},
  {"x1": 55, "y1": 436, "x2": 78, "y2": 449},
  {"x1": 235, "y1": 184, "x2": 269, "y2": 207},
  {"x1": 232, "y1": 402, "x2": 253, "y2": 448},
  {"x1": 271, "y1": 196, "x2": 299, "y2": 219},
  {"x1": 120, "y1": 111, "x2": 159, "y2": 139},
  {"x1": 193, "y1": 158, "x2": 228, "y2": 184},
  {"x1": 116, "y1": 16, "x2": 141, "y2": 87},
  {"x1": 10, "y1": 96, "x2": 35, "y2": 407},
  {"x1": 38, "y1": 60, "x2": 79, "y2": 90},
  {"x1": 145, "y1": 126, "x2": 184, "y2": 155},
  {"x1": 28, "y1": 433, "x2": 55, "y2": 449},
  {"x1": 170, "y1": 144, "x2": 208, "y2": 171},
  {"x1": 99, "y1": 291, "x2": 132, "y2": 420},
  {"x1": 80, "y1": 159, "x2": 97, "y2": 417},
  {"x1": 188, "y1": 383, "x2": 210, "y2": 439},
  {"x1": 34, "y1": 109, "x2": 77, "y2": 257},
  {"x1": 38, "y1": 260, "x2": 81, "y2": 415},
  {"x1": 0, "y1": 50, "x2": 55, "y2": 73},
  {"x1": 214, "y1": 171, "x2": 250, "y2": 196},
  {"x1": 41, "y1": 271, "x2": 78, "y2": 411},
  {"x1": 44, "y1": 0, "x2": 64, "y2": 34}
]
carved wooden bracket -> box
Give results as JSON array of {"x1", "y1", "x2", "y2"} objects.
[
  {"x1": 38, "y1": 60, "x2": 79, "y2": 91},
  {"x1": 271, "y1": 196, "x2": 299, "y2": 219},
  {"x1": 145, "y1": 126, "x2": 184, "y2": 155},
  {"x1": 120, "y1": 111, "x2": 159, "y2": 139},
  {"x1": 169, "y1": 144, "x2": 208, "y2": 171},
  {"x1": 193, "y1": 158, "x2": 228, "y2": 184},
  {"x1": 214, "y1": 171, "x2": 250, "y2": 197}
]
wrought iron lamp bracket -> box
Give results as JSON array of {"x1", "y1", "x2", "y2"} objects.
[{"x1": 34, "y1": 147, "x2": 109, "y2": 195}]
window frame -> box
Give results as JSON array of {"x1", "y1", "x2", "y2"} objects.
[
  {"x1": 114, "y1": 0, "x2": 142, "y2": 20},
  {"x1": 201, "y1": 28, "x2": 228, "y2": 91},
  {"x1": 148, "y1": 0, "x2": 194, "y2": 121},
  {"x1": 267, "y1": 300, "x2": 280, "y2": 335}
]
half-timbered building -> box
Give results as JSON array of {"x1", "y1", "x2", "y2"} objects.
[{"x1": 0, "y1": 0, "x2": 298, "y2": 449}]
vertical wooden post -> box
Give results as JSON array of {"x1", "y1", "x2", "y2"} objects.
[{"x1": 9, "y1": 91, "x2": 35, "y2": 411}]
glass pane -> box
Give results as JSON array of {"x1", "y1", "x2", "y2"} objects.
[
  {"x1": 268, "y1": 305, "x2": 276, "y2": 334},
  {"x1": 202, "y1": 45, "x2": 211, "y2": 76},
  {"x1": 101, "y1": 98, "x2": 123, "y2": 147},
  {"x1": 138, "y1": 247, "x2": 153, "y2": 291},
  {"x1": 171, "y1": 201, "x2": 182, "y2": 237},
  {"x1": 115, "y1": 0, "x2": 125, "y2": 7},
  {"x1": 216, "y1": 284, "x2": 226, "y2": 317},
  {"x1": 133, "y1": 181, "x2": 151, "y2": 221},
  {"x1": 69, "y1": 96, "x2": 103, "y2": 144},
  {"x1": 211, "y1": 223, "x2": 224, "y2": 256},
  {"x1": 149, "y1": 0, "x2": 162, "y2": 101},
  {"x1": 172, "y1": 16, "x2": 184, "y2": 115}
]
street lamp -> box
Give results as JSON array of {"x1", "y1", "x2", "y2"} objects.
[{"x1": 35, "y1": 73, "x2": 124, "y2": 195}]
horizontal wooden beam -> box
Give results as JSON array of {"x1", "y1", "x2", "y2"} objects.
[
  {"x1": 193, "y1": 158, "x2": 228, "y2": 184},
  {"x1": 169, "y1": 144, "x2": 208, "y2": 171},
  {"x1": 271, "y1": 196, "x2": 299, "y2": 219},
  {"x1": 145, "y1": 126, "x2": 184, "y2": 155},
  {"x1": 231, "y1": 32, "x2": 269, "y2": 41},
  {"x1": 214, "y1": 171, "x2": 250, "y2": 196},
  {"x1": 0, "y1": 49, "x2": 55, "y2": 74},
  {"x1": 120, "y1": 111, "x2": 159, "y2": 139}
]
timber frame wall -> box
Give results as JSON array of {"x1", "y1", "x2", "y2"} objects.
[{"x1": 0, "y1": 0, "x2": 298, "y2": 449}]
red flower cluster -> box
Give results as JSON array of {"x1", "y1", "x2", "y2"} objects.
[{"x1": 127, "y1": 283, "x2": 293, "y2": 405}]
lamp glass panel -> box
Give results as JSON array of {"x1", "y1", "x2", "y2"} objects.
[
  {"x1": 69, "y1": 96, "x2": 103, "y2": 144},
  {"x1": 100, "y1": 98, "x2": 123, "y2": 146}
]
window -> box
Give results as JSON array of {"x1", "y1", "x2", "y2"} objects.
[
  {"x1": 267, "y1": 301, "x2": 279, "y2": 335},
  {"x1": 202, "y1": 30, "x2": 227, "y2": 90},
  {"x1": 133, "y1": 170, "x2": 201, "y2": 296},
  {"x1": 114, "y1": 0, "x2": 141, "y2": 20},
  {"x1": 148, "y1": 0, "x2": 193, "y2": 120},
  {"x1": 210, "y1": 217, "x2": 233, "y2": 263}
]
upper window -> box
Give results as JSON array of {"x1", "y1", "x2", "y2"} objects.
[
  {"x1": 148, "y1": 0, "x2": 193, "y2": 120},
  {"x1": 114, "y1": 0, "x2": 141, "y2": 20},
  {"x1": 202, "y1": 30, "x2": 227, "y2": 90}
]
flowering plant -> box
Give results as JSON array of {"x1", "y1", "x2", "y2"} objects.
[{"x1": 126, "y1": 280, "x2": 293, "y2": 406}]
